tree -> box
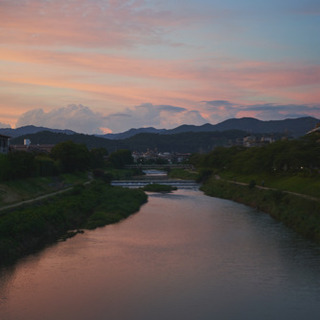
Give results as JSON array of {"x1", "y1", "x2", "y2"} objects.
[
  {"x1": 7, "y1": 151, "x2": 36, "y2": 179},
  {"x1": 0, "y1": 154, "x2": 10, "y2": 181},
  {"x1": 35, "y1": 156, "x2": 57, "y2": 177},
  {"x1": 50, "y1": 141, "x2": 90, "y2": 173},
  {"x1": 90, "y1": 148, "x2": 108, "y2": 169},
  {"x1": 107, "y1": 149, "x2": 133, "y2": 169}
]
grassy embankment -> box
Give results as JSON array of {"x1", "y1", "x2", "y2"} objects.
[
  {"x1": 165, "y1": 167, "x2": 320, "y2": 242},
  {"x1": 167, "y1": 168, "x2": 199, "y2": 180},
  {"x1": 0, "y1": 172, "x2": 88, "y2": 207},
  {"x1": 0, "y1": 180, "x2": 147, "y2": 266},
  {"x1": 219, "y1": 171, "x2": 320, "y2": 198},
  {"x1": 201, "y1": 174, "x2": 320, "y2": 242},
  {"x1": 103, "y1": 168, "x2": 143, "y2": 179}
]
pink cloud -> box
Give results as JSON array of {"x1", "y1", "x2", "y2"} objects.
[{"x1": 0, "y1": 0, "x2": 192, "y2": 48}]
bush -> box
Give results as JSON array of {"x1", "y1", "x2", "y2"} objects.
[
  {"x1": 196, "y1": 168, "x2": 214, "y2": 183},
  {"x1": 0, "y1": 182, "x2": 148, "y2": 266},
  {"x1": 248, "y1": 180, "x2": 256, "y2": 189}
]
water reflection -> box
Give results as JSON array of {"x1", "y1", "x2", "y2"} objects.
[{"x1": 1, "y1": 190, "x2": 320, "y2": 320}]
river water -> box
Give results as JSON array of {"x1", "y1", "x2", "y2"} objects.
[{"x1": 1, "y1": 189, "x2": 320, "y2": 320}]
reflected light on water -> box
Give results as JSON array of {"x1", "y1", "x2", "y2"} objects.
[{"x1": 1, "y1": 190, "x2": 320, "y2": 320}]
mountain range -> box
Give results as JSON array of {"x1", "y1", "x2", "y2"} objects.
[
  {"x1": 0, "y1": 125, "x2": 75, "y2": 138},
  {"x1": 101, "y1": 116, "x2": 319, "y2": 139},
  {"x1": 6, "y1": 117, "x2": 319, "y2": 154},
  {"x1": 2, "y1": 116, "x2": 318, "y2": 139}
]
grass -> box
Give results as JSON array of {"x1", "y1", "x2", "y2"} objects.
[
  {"x1": 219, "y1": 171, "x2": 320, "y2": 199},
  {"x1": 104, "y1": 168, "x2": 142, "y2": 179},
  {"x1": 201, "y1": 176, "x2": 320, "y2": 243},
  {"x1": 0, "y1": 172, "x2": 89, "y2": 207},
  {"x1": 167, "y1": 168, "x2": 199, "y2": 180}
]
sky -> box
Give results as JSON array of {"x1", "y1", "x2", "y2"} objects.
[{"x1": 0, "y1": 0, "x2": 319, "y2": 134}]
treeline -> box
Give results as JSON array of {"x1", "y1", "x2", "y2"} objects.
[
  {"x1": 0, "y1": 141, "x2": 135, "y2": 181},
  {"x1": 191, "y1": 133, "x2": 320, "y2": 176}
]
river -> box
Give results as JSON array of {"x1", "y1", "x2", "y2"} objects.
[{"x1": 1, "y1": 189, "x2": 320, "y2": 320}]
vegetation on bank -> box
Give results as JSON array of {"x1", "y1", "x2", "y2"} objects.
[
  {"x1": 0, "y1": 173, "x2": 88, "y2": 207},
  {"x1": 142, "y1": 184, "x2": 177, "y2": 192},
  {"x1": 201, "y1": 177, "x2": 320, "y2": 242},
  {"x1": 191, "y1": 132, "x2": 320, "y2": 197},
  {"x1": 0, "y1": 181, "x2": 147, "y2": 266},
  {"x1": 167, "y1": 168, "x2": 199, "y2": 180},
  {"x1": 218, "y1": 172, "x2": 320, "y2": 199},
  {"x1": 190, "y1": 131, "x2": 320, "y2": 242},
  {"x1": 0, "y1": 138, "x2": 140, "y2": 207}
]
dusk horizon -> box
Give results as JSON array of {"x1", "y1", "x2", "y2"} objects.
[
  {"x1": 1, "y1": 110, "x2": 319, "y2": 135},
  {"x1": 1, "y1": 0, "x2": 319, "y2": 133}
]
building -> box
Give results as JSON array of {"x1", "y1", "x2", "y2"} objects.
[
  {"x1": 0, "y1": 134, "x2": 10, "y2": 154},
  {"x1": 10, "y1": 144, "x2": 55, "y2": 154}
]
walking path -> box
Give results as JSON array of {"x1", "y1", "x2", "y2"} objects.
[
  {"x1": 218, "y1": 176, "x2": 320, "y2": 202},
  {"x1": 0, "y1": 187, "x2": 73, "y2": 213},
  {"x1": 0, "y1": 174, "x2": 93, "y2": 214}
]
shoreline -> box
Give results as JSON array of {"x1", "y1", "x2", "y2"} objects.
[
  {"x1": 201, "y1": 176, "x2": 320, "y2": 243},
  {"x1": 0, "y1": 181, "x2": 148, "y2": 267}
]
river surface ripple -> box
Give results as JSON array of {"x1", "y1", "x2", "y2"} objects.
[{"x1": 1, "y1": 189, "x2": 320, "y2": 320}]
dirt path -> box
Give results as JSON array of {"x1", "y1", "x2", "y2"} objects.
[
  {"x1": 220, "y1": 176, "x2": 320, "y2": 202},
  {"x1": 0, "y1": 174, "x2": 93, "y2": 214},
  {"x1": 0, "y1": 187, "x2": 74, "y2": 213}
]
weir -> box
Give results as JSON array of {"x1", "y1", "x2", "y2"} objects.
[{"x1": 111, "y1": 179, "x2": 199, "y2": 189}]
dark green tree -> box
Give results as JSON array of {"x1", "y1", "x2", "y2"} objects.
[
  {"x1": 50, "y1": 141, "x2": 90, "y2": 173},
  {"x1": 90, "y1": 148, "x2": 108, "y2": 169},
  {"x1": 107, "y1": 149, "x2": 133, "y2": 169},
  {"x1": 35, "y1": 155, "x2": 57, "y2": 177},
  {"x1": 0, "y1": 154, "x2": 10, "y2": 181},
  {"x1": 7, "y1": 151, "x2": 36, "y2": 179}
]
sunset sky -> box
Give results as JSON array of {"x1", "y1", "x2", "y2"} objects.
[{"x1": 0, "y1": 0, "x2": 319, "y2": 133}]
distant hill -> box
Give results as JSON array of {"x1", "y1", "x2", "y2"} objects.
[
  {"x1": 101, "y1": 127, "x2": 166, "y2": 140},
  {"x1": 10, "y1": 131, "x2": 116, "y2": 150},
  {"x1": 100, "y1": 117, "x2": 319, "y2": 139},
  {"x1": 3, "y1": 117, "x2": 318, "y2": 140},
  {"x1": 0, "y1": 125, "x2": 75, "y2": 138},
  {"x1": 209, "y1": 117, "x2": 319, "y2": 137}
]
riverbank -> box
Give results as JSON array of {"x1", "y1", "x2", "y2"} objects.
[
  {"x1": 0, "y1": 181, "x2": 147, "y2": 266},
  {"x1": 0, "y1": 173, "x2": 89, "y2": 208},
  {"x1": 201, "y1": 176, "x2": 320, "y2": 242}
]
